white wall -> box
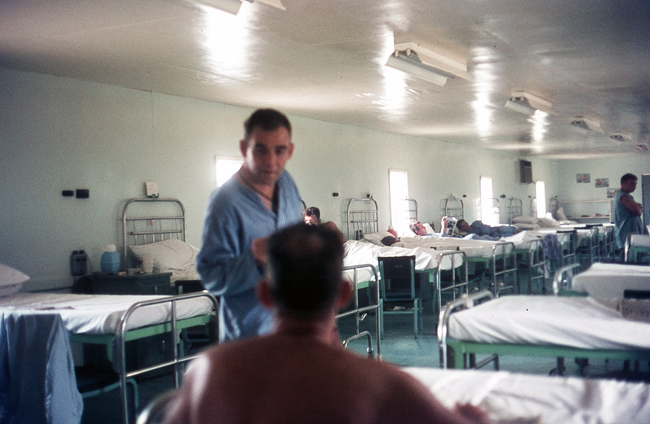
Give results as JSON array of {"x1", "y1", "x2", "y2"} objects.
[
  {"x1": 1, "y1": 67, "x2": 562, "y2": 291},
  {"x1": 555, "y1": 157, "x2": 649, "y2": 218}
]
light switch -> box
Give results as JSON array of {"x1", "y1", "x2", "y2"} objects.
[{"x1": 145, "y1": 182, "x2": 158, "y2": 198}]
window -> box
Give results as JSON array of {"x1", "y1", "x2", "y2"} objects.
[
  {"x1": 535, "y1": 180, "x2": 546, "y2": 218},
  {"x1": 480, "y1": 176, "x2": 499, "y2": 225},
  {"x1": 389, "y1": 169, "x2": 410, "y2": 236},
  {"x1": 215, "y1": 156, "x2": 242, "y2": 187}
]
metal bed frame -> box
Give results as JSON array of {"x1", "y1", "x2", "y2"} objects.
[
  {"x1": 338, "y1": 264, "x2": 382, "y2": 360},
  {"x1": 399, "y1": 197, "x2": 418, "y2": 226},
  {"x1": 431, "y1": 250, "x2": 469, "y2": 322},
  {"x1": 346, "y1": 198, "x2": 379, "y2": 240},
  {"x1": 122, "y1": 198, "x2": 187, "y2": 268},
  {"x1": 517, "y1": 238, "x2": 547, "y2": 294},
  {"x1": 437, "y1": 289, "x2": 650, "y2": 373},
  {"x1": 506, "y1": 197, "x2": 523, "y2": 225},
  {"x1": 69, "y1": 292, "x2": 219, "y2": 424},
  {"x1": 529, "y1": 196, "x2": 537, "y2": 217},
  {"x1": 548, "y1": 196, "x2": 560, "y2": 219},
  {"x1": 442, "y1": 195, "x2": 464, "y2": 219}
]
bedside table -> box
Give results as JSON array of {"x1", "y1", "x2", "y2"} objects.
[{"x1": 90, "y1": 272, "x2": 174, "y2": 295}]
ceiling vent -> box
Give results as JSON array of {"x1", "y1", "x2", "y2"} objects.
[
  {"x1": 571, "y1": 115, "x2": 604, "y2": 133},
  {"x1": 504, "y1": 91, "x2": 556, "y2": 116}
]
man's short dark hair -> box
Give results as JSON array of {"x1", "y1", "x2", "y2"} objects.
[
  {"x1": 267, "y1": 223, "x2": 344, "y2": 317},
  {"x1": 621, "y1": 173, "x2": 638, "y2": 184},
  {"x1": 244, "y1": 108, "x2": 292, "y2": 142},
  {"x1": 304, "y1": 206, "x2": 320, "y2": 220}
]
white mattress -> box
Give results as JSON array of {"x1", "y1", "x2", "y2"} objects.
[
  {"x1": 0, "y1": 292, "x2": 214, "y2": 335},
  {"x1": 572, "y1": 263, "x2": 650, "y2": 299},
  {"x1": 448, "y1": 295, "x2": 650, "y2": 350},
  {"x1": 630, "y1": 234, "x2": 650, "y2": 248},
  {"x1": 404, "y1": 367, "x2": 650, "y2": 424}
]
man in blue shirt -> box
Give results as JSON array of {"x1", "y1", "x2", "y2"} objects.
[
  {"x1": 197, "y1": 109, "x2": 303, "y2": 342},
  {"x1": 614, "y1": 173, "x2": 644, "y2": 250}
]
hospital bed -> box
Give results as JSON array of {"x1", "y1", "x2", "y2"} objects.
[
  {"x1": 343, "y1": 239, "x2": 468, "y2": 330},
  {"x1": 346, "y1": 197, "x2": 379, "y2": 240},
  {"x1": 338, "y1": 263, "x2": 382, "y2": 359},
  {"x1": 397, "y1": 236, "x2": 519, "y2": 297},
  {"x1": 441, "y1": 194, "x2": 464, "y2": 219},
  {"x1": 0, "y1": 291, "x2": 217, "y2": 424},
  {"x1": 137, "y1": 361, "x2": 650, "y2": 424},
  {"x1": 404, "y1": 367, "x2": 650, "y2": 424},
  {"x1": 625, "y1": 233, "x2": 650, "y2": 264},
  {"x1": 572, "y1": 262, "x2": 650, "y2": 299},
  {"x1": 506, "y1": 197, "x2": 523, "y2": 225},
  {"x1": 437, "y1": 290, "x2": 650, "y2": 374},
  {"x1": 122, "y1": 198, "x2": 202, "y2": 293}
]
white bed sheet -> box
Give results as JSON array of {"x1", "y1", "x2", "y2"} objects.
[
  {"x1": 572, "y1": 263, "x2": 650, "y2": 299},
  {"x1": 404, "y1": 367, "x2": 650, "y2": 424},
  {"x1": 448, "y1": 295, "x2": 650, "y2": 350},
  {"x1": 0, "y1": 292, "x2": 214, "y2": 335},
  {"x1": 398, "y1": 236, "x2": 514, "y2": 258}
]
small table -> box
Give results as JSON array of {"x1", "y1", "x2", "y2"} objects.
[{"x1": 90, "y1": 272, "x2": 174, "y2": 295}]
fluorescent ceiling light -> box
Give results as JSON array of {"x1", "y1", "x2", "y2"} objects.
[
  {"x1": 197, "y1": 0, "x2": 285, "y2": 15},
  {"x1": 386, "y1": 38, "x2": 471, "y2": 86},
  {"x1": 386, "y1": 51, "x2": 450, "y2": 86},
  {"x1": 609, "y1": 131, "x2": 632, "y2": 142},
  {"x1": 571, "y1": 115, "x2": 604, "y2": 133},
  {"x1": 504, "y1": 91, "x2": 556, "y2": 116},
  {"x1": 199, "y1": 0, "x2": 243, "y2": 14}
]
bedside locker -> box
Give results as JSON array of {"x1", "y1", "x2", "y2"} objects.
[{"x1": 90, "y1": 272, "x2": 174, "y2": 295}]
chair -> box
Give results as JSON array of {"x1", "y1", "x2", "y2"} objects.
[{"x1": 378, "y1": 256, "x2": 422, "y2": 337}]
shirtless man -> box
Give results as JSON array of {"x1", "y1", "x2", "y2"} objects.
[{"x1": 164, "y1": 223, "x2": 488, "y2": 424}]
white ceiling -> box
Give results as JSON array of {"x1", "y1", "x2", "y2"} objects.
[{"x1": 2, "y1": 0, "x2": 650, "y2": 159}]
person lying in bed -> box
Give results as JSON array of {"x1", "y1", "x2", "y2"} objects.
[
  {"x1": 442, "y1": 217, "x2": 520, "y2": 240},
  {"x1": 164, "y1": 223, "x2": 488, "y2": 424}
]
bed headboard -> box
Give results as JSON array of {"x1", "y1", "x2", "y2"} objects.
[
  {"x1": 442, "y1": 195, "x2": 464, "y2": 219},
  {"x1": 507, "y1": 197, "x2": 523, "y2": 225},
  {"x1": 121, "y1": 198, "x2": 187, "y2": 264},
  {"x1": 346, "y1": 198, "x2": 379, "y2": 240}
]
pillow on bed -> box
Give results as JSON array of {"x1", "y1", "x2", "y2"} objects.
[
  {"x1": 537, "y1": 217, "x2": 560, "y2": 227},
  {"x1": 361, "y1": 231, "x2": 395, "y2": 246},
  {"x1": 512, "y1": 216, "x2": 537, "y2": 224},
  {"x1": 0, "y1": 263, "x2": 29, "y2": 297},
  {"x1": 129, "y1": 239, "x2": 199, "y2": 273}
]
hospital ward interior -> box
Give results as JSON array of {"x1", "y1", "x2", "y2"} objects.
[{"x1": 2, "y1": 0, "x2": 650, "y2": 423}]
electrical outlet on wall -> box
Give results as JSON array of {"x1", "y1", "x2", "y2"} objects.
[{"x1": 145, "y1": 182, "x2": 159, "y2": 198}]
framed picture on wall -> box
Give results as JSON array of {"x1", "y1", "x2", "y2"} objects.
[
  {"x1": 607, "y1": 188, "x2": 617, "y2": 198},
  {"x1": 595, "y1": 178, "x2": 609, "y2": 188},
  {"x1": 577, "y1": 173, "x2": 591, "y2": 183}
]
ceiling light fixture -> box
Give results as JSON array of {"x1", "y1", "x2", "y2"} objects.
[
  {"x1": 385, "y1": 39, "x2": 471, "y2": 87},
  {"x1": 504, "y1": 91, "x2": 556, "y2": 116},
  {"x1": 197, "y1": 0, "x2": 285, "y2": 15},
  {"x1": 609, "y1": 131, "x2": 632, "y2": 142},
  {"x1": 571, "y1": 115, "x2": 604, "y2": 133}
]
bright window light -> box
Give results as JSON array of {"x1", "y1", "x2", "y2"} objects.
[
  {"x1": 215, "y1": 157, "x2": 242, "y2": 187},
  {"x1": 389, "y1": 169, "x2": 410, "y2": 236},
  {"x1": 536, "y1": 180, "x2": 547, "y2": 218},
  {"x1": 480, "y1": 176, "x2": 499, "y2": 225}
]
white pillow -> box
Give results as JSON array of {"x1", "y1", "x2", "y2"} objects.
[
  {"x1": 538, "y1": 217, "x2": 560, "y2": 227},
  {"x1": 129, "y1": 239, "x2": 199, "y2": 273},
  {"x1": 512, "y1": 216, "x2": 538, "y2": 224},
  {"x1": 556, "y1": 206, "x2": 567, "y2": 221},
  {"x1": 0, "y1": 264, "x2": 29, "y2": 297}
]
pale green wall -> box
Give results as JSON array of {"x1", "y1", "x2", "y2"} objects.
[{"x1": 1, "y1": 67, "x2": 563, "y2": 290}]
